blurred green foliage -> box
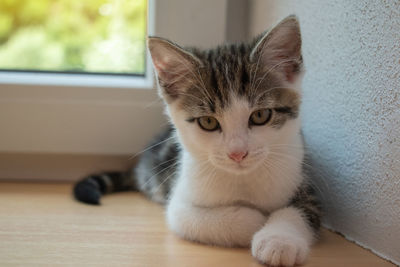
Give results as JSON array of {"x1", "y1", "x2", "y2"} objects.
[{"x1": 0, "y1": 0, "x2": 146, "y2": 74}]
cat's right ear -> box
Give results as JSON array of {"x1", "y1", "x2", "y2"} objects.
[{"x1": 148, "y1": 37, "x2": 202, "y2": 101}]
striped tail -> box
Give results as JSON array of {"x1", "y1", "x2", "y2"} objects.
[{"x1": 73, "y1": 171, "x2": 135, "y2": 205}]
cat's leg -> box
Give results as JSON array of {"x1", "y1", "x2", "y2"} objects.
[
  {"x1": 167, "y1": 201, "x2": 267, "y2": 247},
  {"x1": 251, "y1": 206, "x2": 316, "y2": 266}
]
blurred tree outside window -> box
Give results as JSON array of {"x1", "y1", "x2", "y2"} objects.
[{"x1": 0, "y1": 0, "x2": 147, "y2": 75}]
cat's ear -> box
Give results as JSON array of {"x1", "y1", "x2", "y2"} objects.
[
  {"x1": 148, "y1": 37, "x2": 202, "y2": 101},
  {"x1": 250, "y1": 15, "x2": 303, "y2": 83}
]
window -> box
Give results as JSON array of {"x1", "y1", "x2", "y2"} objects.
[{"x1": 0, "y1": 0, "x2": 151, "y2": 87}]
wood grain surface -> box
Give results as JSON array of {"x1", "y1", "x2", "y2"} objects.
[{"x1": 0, "y1": 182, "x2": 394, "y2": 267}]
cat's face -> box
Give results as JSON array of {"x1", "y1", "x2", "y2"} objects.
[{"x1": 149, "y1": 15, "x2": 303, "y2": 174}]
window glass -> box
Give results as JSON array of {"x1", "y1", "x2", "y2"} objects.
[{"x1": 0, "y1": 0, "x2": 147, "y2": 75}]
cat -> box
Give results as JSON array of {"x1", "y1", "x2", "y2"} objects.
[{"x1": 74, "y1": 15, "x2": 321, "y2": 266}]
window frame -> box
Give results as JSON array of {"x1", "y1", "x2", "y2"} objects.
[
  {"x1": 0, "y1": 0, "x2": 231, "y2": 156},
  {"x1": 0, "y1": 0, "x2": 154, "y2": 89}
]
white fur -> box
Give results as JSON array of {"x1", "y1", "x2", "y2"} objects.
[
  {"x1": 163, "y1": 92, "x2": 313, "y2": 265},
  {"x1": 148, "y1": 15, "x2": 311, "y2": 265},
  {"x1": 168, "y1": 97, "x2": 304, "y2": 212},
  {"x1": 252, "y1": 207, "x2": 314, "y2": 266}
]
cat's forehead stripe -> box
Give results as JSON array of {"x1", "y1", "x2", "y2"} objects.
[
  {"x1": 179, "y1": 43, "x2": 300, "y2": 123},
  {"x1": 202, "y1": 44, "x2": 249, "y2": 110}
]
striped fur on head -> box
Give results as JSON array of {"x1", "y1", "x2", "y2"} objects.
[
  {"x1": 148, "y1": 15, "x2": 303, "y2": 128},
  {"x1": 149, "y1": 16, "x2": 305, "y2": 176}
]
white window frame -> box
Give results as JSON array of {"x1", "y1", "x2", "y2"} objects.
[
  {"x1": 0, "y1": 0, "x2": 155, "y2": 89},
  {"x1": 0, "y1": 0, "x2": 230, "y2": 156}
]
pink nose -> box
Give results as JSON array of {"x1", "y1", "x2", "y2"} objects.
[{"x1": 228, "y1": 151, "x2": 248, "y2": 163}]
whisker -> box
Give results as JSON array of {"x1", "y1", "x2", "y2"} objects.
[
  {"x1": 266, "y1": 151, "x2": 331, "y2": 203},
  {"x1": 251, "y1": 58, "x2": 299, "y2": 99},
  {"x1": 176, "y1": 92, "x2": 210, "y2": 105},
  {"x1": 141, "y1": 161, "x2": 179, "y2": 189},
  {"x1": 143, "y1": 98, "x2": 164, "y2": 109},
  {"x1": 250, "y1": 40, "x2": 269, "y2": 91},
  {"x1": 151, "y1": 170, "x2": 177, "y2": 194},
  {"x1": 269, "y1": 144, "x2": 304, "y2": 149},
  {"x1": 196, "y1": 68, "x2": 213, "y2": 103},
  {"x1": 149, "y1": 156, "x2": 179, "y2": 172},
  {"x1": 164, "y1": 50, "x2": 214, "y2": 104},
  {"x1": 129, "y1": 136, "x2": 176, "y2": 160},
  {"x1": 253, "y1": 86, "x2": 288, "y2": 103}
]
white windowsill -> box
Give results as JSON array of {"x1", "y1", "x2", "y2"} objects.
[{"x1": 0, "y1": 71, "x2": 154, "y2": 89}]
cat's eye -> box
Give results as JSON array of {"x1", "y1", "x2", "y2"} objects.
[
  {"x1": 197, "y1": 116, "x2": 220, "y2": 131},
  {"x1": 249, "y1": 109, "x2": 272, "y2": 126}
]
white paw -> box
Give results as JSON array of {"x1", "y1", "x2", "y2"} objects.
[{"x1": 251, "y1": 230, "x2": 309, "y2": 266}]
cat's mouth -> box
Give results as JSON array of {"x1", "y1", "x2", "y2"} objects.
[{"x1": 210, "y1": 153, "x2": 264, "y2": 174}]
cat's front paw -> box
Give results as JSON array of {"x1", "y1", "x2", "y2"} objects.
[{"x1": 251, "y1": 230, "x2": 309, "y2": 266}]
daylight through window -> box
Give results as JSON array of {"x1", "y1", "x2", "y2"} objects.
[{"x1": 0, "y1": 0, "x2": 147, "y2": 75}]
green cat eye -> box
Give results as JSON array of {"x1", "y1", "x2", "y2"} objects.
[
  {"x1": 249, "y1": 109, "x2": 272, "y2": 126},
  {"x1": 197, "y1": 116, "x2": 220, "y2": 131}
]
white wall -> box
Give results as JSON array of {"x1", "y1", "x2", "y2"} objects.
[
  {"x1": 154, "y1": 0, "x2": 227, "y2": 48},
  {"x1": 248, "y1": 0, "x2": 400, "y2": 264},
  {"x1": 154, "y1": 0, "x2": 247, "y2": 47}
]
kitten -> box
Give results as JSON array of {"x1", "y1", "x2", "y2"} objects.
[{"x1": 74, "y1": 15, "x2": 321, "y2": 266}]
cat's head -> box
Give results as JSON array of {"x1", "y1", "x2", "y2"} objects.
[{"x1": 148, "y1": 15, "x2": 303, "y2": 174}]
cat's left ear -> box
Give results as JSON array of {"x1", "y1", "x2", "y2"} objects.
[
  {"x1": 148, "y1": 37, "x2": 203, "y2": 102},
  {"x1": 250, "y1": 15, "x2": 303, "y2": 84}
]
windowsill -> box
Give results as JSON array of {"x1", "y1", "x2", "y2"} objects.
[
  {"x1": 0, "y1": 80, "x2": 165, "y2": 155},
  {"x1": 0, "y1": 182, "x2": 395, "y2": 267},
  {"x1": 0, "y1": 70, "x2": 153, "y2": 89}
]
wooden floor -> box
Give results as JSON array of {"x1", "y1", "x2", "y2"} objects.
[{"x1": 0, "y1": 182, "x2": 394, "y2": 267}]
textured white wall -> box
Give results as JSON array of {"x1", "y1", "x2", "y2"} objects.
[
  {"x1": 249, "y1": 0, "x2": 400, "y2": 264},
  {"x1": 155, "y1": 0, "x2": 227, "y2": 48}
]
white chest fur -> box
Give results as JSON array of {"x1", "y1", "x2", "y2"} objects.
[{"x1": 170, "y1": 146, "x2": 304, "y2": 214}]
